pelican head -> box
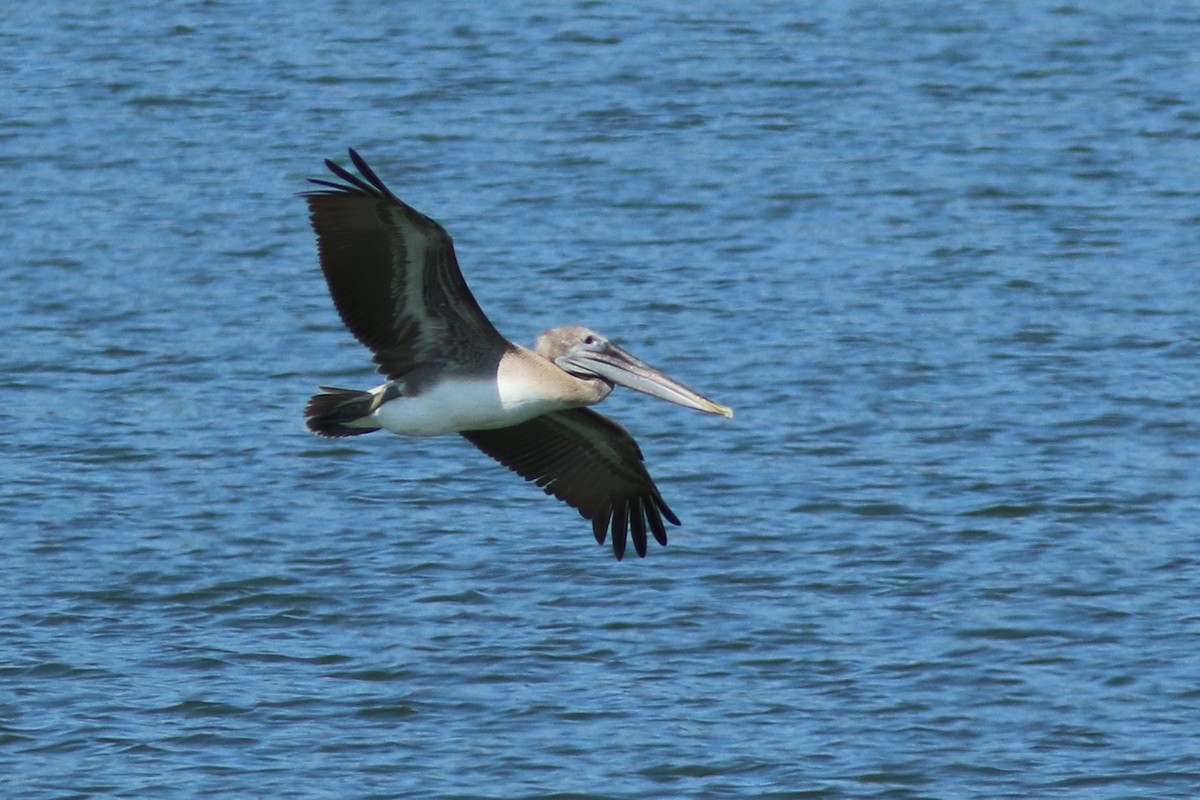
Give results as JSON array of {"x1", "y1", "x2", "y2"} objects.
[{"x1": 535, "y1": 326, "x2": 733, "y2": 418}]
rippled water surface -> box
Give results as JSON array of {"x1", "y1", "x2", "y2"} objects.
[{"x1": 3, "y1": 2, "x2": 1200, "y2": 798}]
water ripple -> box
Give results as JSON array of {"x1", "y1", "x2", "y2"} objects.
[{"x1": 3, "y1": 2, "x2": 1200, "y2": 798}]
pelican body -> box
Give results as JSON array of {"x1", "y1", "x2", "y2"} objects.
[{"x1": 303, "y1": 149, "x2": 732, "y2": 559}]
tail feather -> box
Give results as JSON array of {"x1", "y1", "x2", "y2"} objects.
[{"x1": 304, "y1": 386, "x2": 382, "y2": 437}]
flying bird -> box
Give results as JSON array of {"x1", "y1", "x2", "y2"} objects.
[{"x1": 302, "y1": 149, "x2": 732, "y2": 559}]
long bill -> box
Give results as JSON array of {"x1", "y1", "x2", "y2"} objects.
[{"x1": 558, "y1": 343, "x2": 734, "y2": 418}]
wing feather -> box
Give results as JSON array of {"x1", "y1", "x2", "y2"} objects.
[
  {"x1": 461, "y1": 408, "x2": 681, "y2": 560},
  {"x1": 303, "y1": 149, "x2": 508, "y2": 377}
]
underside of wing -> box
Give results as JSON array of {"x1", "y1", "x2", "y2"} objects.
[
  {"x1": 303, "y1": 149, "x2": 508, "y2": 377},
  {"x1": 461, "y1": 408, "x2": 681, "y2": 560}
]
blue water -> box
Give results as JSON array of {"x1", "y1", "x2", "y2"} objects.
[{"x1": 3, "y1": 2, "x2": 1200, "y2": 797}]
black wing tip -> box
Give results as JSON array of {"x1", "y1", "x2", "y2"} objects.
[
  {"x1": 591, "y1": 512, "x2": 610, "y2": 547},
  {"x1": 611, "y1": 506, "x2": 629, "y2": 561},
  {"x1": 345, "y1": 148, "x2": 402, "y2": 203},
  {"x1": 347, "y1": 147, "x2": 372, "y2": 178},
  {"x1": 629, "y1": 498, "x2": 648, "y2": 558},
  {"x1": 299, "y1": 148, "x2": 400, "y2": 203},
  {"x1": 655, "y1": 491, "x2": 681, "y2": 527},
  {"x1": 597, "y1": 493, "x2": 680, "y2": 560}
]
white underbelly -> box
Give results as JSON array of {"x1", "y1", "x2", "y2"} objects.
[{"x1": 368, "y1": 378, "x2": 570, "y2": 437}]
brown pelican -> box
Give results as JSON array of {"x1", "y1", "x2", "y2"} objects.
[{"x1": 302, "y1": 149, "x2": 732, "y2": 559}]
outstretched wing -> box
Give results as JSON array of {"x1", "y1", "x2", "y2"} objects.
[
  {"x1": 303, "y1": 148, "x2": 508, "y2": 378},
  {"x1": 461, "y1": 408, "x2": 681, "y2": 560}
]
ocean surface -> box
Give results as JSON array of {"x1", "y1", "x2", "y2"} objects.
[{"x1": 3, "y1": 2, "x2": 1199, "y2": 798}]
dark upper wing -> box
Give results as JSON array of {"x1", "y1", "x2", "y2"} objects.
[
  {"x1": 461, "y1": 408, "x2": 681, "y2": 560},
  {"x1": 303, "y1": 148, "x2": 508, "y2": 378}
]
